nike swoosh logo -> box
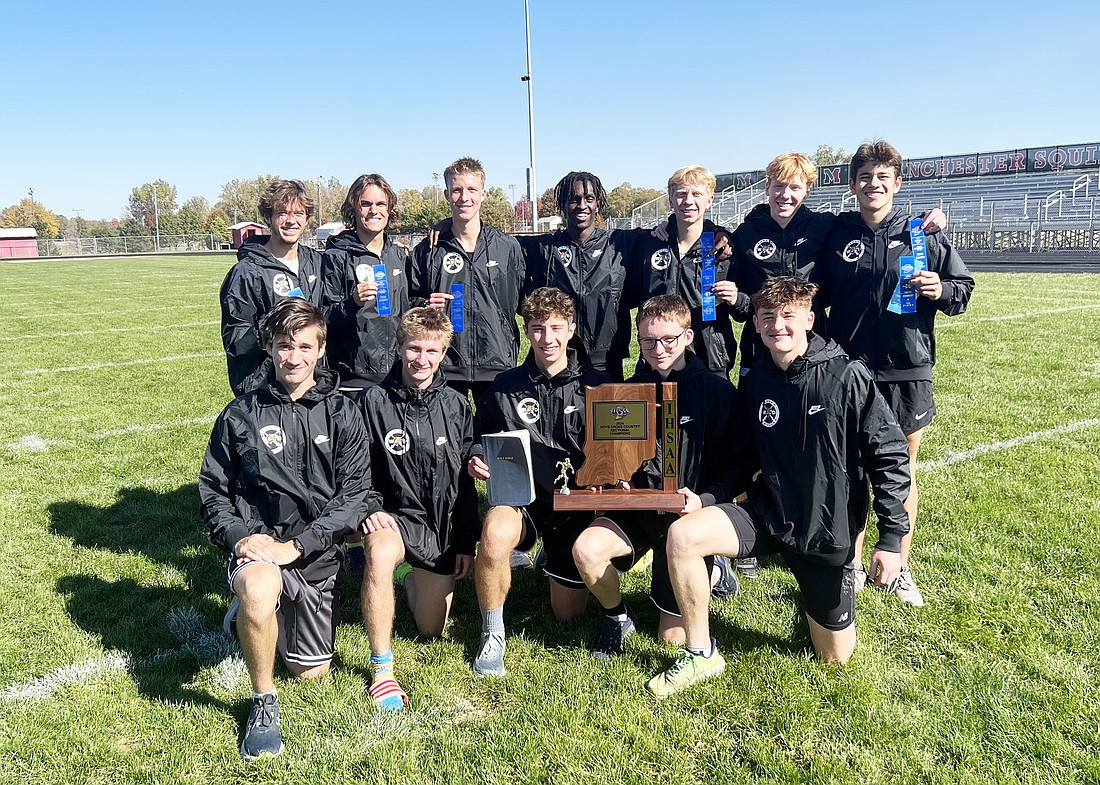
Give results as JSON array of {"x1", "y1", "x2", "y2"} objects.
[
  {"x1": 564, "y1": 405, "x2": 578, "y2": 414},
  {"x1": 591, "y1": 249, "x2": 603, "y2": 258},
  {"x1": 808, "y1": 405, "x2": 825, "y2": 415},
  {"x1": 314, "y1": 434, "x2": 330, "y2": 444},
  {"x1": 794, "y1": 238, "x2": 807, "y2": 246},
  {"x1": 679, "y1": 416, "x2": 693, "y2": 425},
  {"x1": 435, "y1": 436, "x2": 448, "y2": 446},
  {"x1": 392, "y1": 269, "x2": 403, "y2": 275},
  {"x1": 915, "y1": 410, "x2": 929, "y2": 420},
  {"x1": 487, "y1": 260, "x2": 499, "y2": 267},
  {"x1": 888, "y1": 240, "x2": 903, "y2": 249}
]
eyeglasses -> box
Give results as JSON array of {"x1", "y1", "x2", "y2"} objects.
[{"x1": 638, "y1": 332, "x2": 685, "y2": 351}]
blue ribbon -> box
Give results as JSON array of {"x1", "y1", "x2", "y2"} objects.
[
  {"x1": 450, "y1": 283, "x2": 465, "y2": 332},
  {"x1": 700, "y1": 232, "x2": 716, "y2": 322},
  {"x1": 888, "y1": 219, "x2": 927, "y2": 314},
  {"x1": 373, "y1": 264, "x2": 392, "y2": 316}
]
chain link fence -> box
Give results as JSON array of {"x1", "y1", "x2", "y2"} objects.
[{"x1": 36, "y1": 234, "x2": 224, "y2": 256}]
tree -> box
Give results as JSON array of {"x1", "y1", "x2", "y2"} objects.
[
  {"x1": 538, "y1": 187, "x2": 557, "y2": 219},
  {"x1": 606, "y1": 182, "x2": 663, "y2": 219},
  {"x1": 314, "y1": 177, "x2": 347, "y2": 226},
  {"x1": 127, "y1": 180, "x2": 178, "y2": 232},
  {"x1": 813, "y1": 144, "x2": 849, "y2": 166},
  {"x1": 176, "y1": 196, "x2": 210, "y2": 235},
  {"x1": 216, "y1": 175, "x2": 281, "y2": 225},
  {"x1": 480, "y1": 187, "x2": 513, "y2": 232},
  {"x1": 0, "y1": 198, "x2": 61, "y2": 239},
  {"x1": 397, "y1": 188, "x2": 450, "y2": 233},
  {"x1": 514, "y1": 196, "x2": 533, "y2": 229}
]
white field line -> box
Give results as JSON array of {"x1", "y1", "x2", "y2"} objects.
[
  {"x1": 924, "y1": 419, "x2": 1100, "y2": 471},
  {"x1": 15, "y1": 352, "x2": 221, "y2": 378},
  {"x1": 9, "y1": 303, "x2": 211, "y2": 320},
  {"x1": 7, "y1": 416, "x2": 217, "y2": 452},
  {"x1": 1, "y1": 320, "x2": 218, "y2": 342},
  {"x1": 940, "y1": 304, "x2": 1100, "y2": 327},
  {"x1": 9, "y1": 291, "x2": 214, "y2": 307},
  {"x1": 996, "y1": 294, "x2": 1099, "y2": 303},
  {"x1": 0, "y1": 607, "x2": 242, "y2": 702}
]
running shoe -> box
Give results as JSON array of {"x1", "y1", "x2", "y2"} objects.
[
  {"x1": 711, "y1": 556, "x2": 741, "y2": 601},
  {"x1": 592, "y1": 613, "x2": 636, "y2": 661},
  {"x1": 240, "y1": 692, "x2": 284, "y2": 760},
  {"x1": 735, "y1": 557, "x2": 758, "y2": 579},
  {"x1": 646, "y1": 643, "x2": 726, "y2": 700},
  {"x1": 473, "y1": 632, "x2": 507, "y2": 677},
  {"x1": 889, "y1": 566, "x2": 925, "y2": 607}
]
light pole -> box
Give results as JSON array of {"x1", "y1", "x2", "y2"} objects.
[
  {"x1": 433, "y1": 172, "x2": 441, "y2": 205},
  {"x1": 521, "y1": 0, "x2": 537, "y2": 232},
  {"x1": 73, "y1": 208, "x2": 83, "y2": 251},
  {"x1": 317, "y1": 177, "x2": 324, "y2": 228},
  {"x1": 509, "y1": 184, "x2": 517, "y2": 231},
  {"x1": 28, "y1": 188, "x2": 34, "y2": 227},
  {"x1": 152, "y1": 184, "x2": 161, "y2": 251}
]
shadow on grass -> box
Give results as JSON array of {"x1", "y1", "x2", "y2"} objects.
[{"x1": 49, "y1": 484, "x2": 233, "y2": 708}]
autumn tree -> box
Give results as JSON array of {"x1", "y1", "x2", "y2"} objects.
[
  {"x1": 216, "y1": 175, "x2": 281, "y2": 225},
  {"x1": 606, "y1": 183, "x2": 663, "y2": 219},
  {"x1": 480, "y1": 187, "x2": 513, "y2": 232},
  {"x1": 176, "y1": 196, "x2": 210, "y2": 235},
  {"x1": 813, "y1": 144, "x2": 849, "y2": 166},
  {"x1": 127, "y1": 180, "x2": 178, "y2": 232},
  {"x1": 1, "y1": 199, "x2": 61, "y2": 238},
  {"x1": 538, "y1": 187, "x2": 557, "y2": 219}
]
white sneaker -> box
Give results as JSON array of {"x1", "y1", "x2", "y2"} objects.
[
  {"x1": 848, "y1": 563, "x2": 868, "y2": 593},
  {"x1": 889, "y1": 566, "x2": 925, "y2": 607}
]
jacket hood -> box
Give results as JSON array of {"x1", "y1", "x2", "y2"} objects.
[
  {"x1": 630, "y1": 350, "x2": 709, "y2": 384},
  {"x1": 380, "y1": 361, "x2": 448, "y2": 402},
  {"x1": 744, "y1": 202, "x2": 813, "y2": 234},
  {"x1": 760, "y1": 333, "x2": 844, "y2": 379},
  {"x1": 325, "y1": 229, "x2": 367, "y2": 253},
  {"x1": 838, "y1": 206, "x2": 909, "y2": 233},
  {"x1": 260, "y1": 365, "x2": 340, "y2": 404},
  {"x1": 520, "y1": 347, "x2": 584, "y2": 385}
]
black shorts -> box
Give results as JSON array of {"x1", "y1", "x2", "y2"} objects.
[
  {"x1": 517, "y1": 496, "x2": 595, "y2": 588},
  {"x1": 716, "y1": 502, "x2": 856, "y2": 631},
  {"x1": 392, "y1": 514, "x2": 460, "y2": 576},
  {"x1": 875, "y1": 379, "x2": 935, "y2": 432},
  {"x1": 601, "y1": 511, "x2": 713, "y2": 617},
  {"x1": 228, "y1": 557, "x2": 340, "y2": 669}
]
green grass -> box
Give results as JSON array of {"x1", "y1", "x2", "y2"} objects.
[{"x1": 0, "y1": 255, "x2": 1098, "y2": 784}]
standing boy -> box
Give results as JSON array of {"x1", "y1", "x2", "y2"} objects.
[
  {"x1": 200, "y1": 299, "x2": 376, "y2": 757},
  {"x1": 410, "y1": 157, "x2": 526, "y2": 402},
  {"x1": 323, "y1": 173, "x2": 412, "y2": 391},
  {"x1": 355, "y1": 307, "x2": 479, "y2": 710},
  {"x1": 220, "y1": 180, "x2": 326, "y2": 396},
  {"x1": 466, "y1": 287, "x2": 609, "y2": 677},
  {"x1": 571, "y1": 295, "x2": 748, "y2": 658},
  {"x1": 647, "y1": 277, "x2": 911, "y2": 698},
  {"x1": 820, "y1": 141, "x2": 974, "y2": 606}
]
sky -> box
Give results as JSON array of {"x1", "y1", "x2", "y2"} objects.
[{"x1": 2, "y1": 0, "x2": 1097, "y2": 221}]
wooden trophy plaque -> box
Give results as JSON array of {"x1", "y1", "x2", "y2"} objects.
[{"x1": 552, "y1": 382, "x2": 683, "y2": 512}]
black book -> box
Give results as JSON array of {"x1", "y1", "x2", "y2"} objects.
[{"x1": 483, "y1": 430, "x2": 535, "y2": 507}]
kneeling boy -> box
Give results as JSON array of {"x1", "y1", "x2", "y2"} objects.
[
  {"x1": 200, "y1": 299, "x2": 376, "y2": 757},
  {"x1": 572, "y1": 295, "x2": 749, "y2": 658},
  {"x1": 646, "y1": 277, "x2": 911, "y2": 699},
  {"x1": 356, "y1": 307, "x2": 479, "y2": 709},
  {"x1": 467, "y1": 287, "x2": 609, "y2": 676}
]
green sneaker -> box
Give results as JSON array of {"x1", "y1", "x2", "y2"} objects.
[
  {"x1": 646, "y1": 643, "x2": 726, "y2": 700},
  {"x1": 393, "y1": 562, "x2": 413, "y2": 589}
]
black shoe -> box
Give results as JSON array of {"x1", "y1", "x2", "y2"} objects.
[
  {"x1": 222, "y1": 596, "x2": 239, "y2": 641},
  {"x1": 735, "y1": 557, "x2": 758, "y2": 579},
  {"x1": 711, "y1": 556, "x2": 741, "y2": 601},
  {"x1": 592, "y1": 612, "x2": 636, "y2": 661},
  {"x1": 240, "y1": 692, "x2": 284, "y2": 760}
]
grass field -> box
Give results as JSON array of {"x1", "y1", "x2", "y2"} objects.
[{"x1": 0, "y1": 254, "x2": 1098, "y2": 784}]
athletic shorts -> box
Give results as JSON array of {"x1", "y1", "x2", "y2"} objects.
[
  {"x1": 228, "y1": 557, "x2": 340, "y2": 670},
  {"x1": 390, "y1": 514, "x2": 461, "y2": 576},
  {"x1": 715, "y1": 502, "x2": 856, "y2": 631},
  {"x1": 875, "y1": 379, "x2": 936, "y2": 432},
  {"x1": 599, "y1": 511, "x2": 714, "y2": 617},
  {"x1": 516, "y1": 497, "x2": 595, "y2": 588}
]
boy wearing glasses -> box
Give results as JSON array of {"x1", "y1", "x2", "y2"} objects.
[{"x1": 571, "y1": 295, "x2": 750, "y2": 659}]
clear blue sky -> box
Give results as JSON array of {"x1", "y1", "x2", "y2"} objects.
[{"x1": 3, "y1": 0, "x2": 1096, "y2": 220}]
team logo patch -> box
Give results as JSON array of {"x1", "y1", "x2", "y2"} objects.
[
  {"x1": 272, "y1": 273, "x2": 292, "y2": 296},
  {"x1": 384, "y1": 428, "x2": 410, "y2": 455},
  {"x1": 259, "y1": 425, "x2": 286, "y2": 454},
  {"x1": 442, "y1": 252, "x2": 464, "y2": 274},
  {"x1": 517, "y1": 397, "x2": 540, "y2": 424},
  {"x1": 758, "y1": 399, "x2": 780, "y2": 428},
  {"x1": 842, "y1": 240, "x2": 865, "y2": 263},
  {"x1": 355, "y1": 263, "x2": 372, "y2": 283},
  {"x1": 753, "y1": 239, "x2": 777, "y2": 260},
  {"x1": 650, "y1": 248, "x2": 672, "y2": 271},
  {"x1": 556, "y1": 246, "x2": 573, "y2": 267}
]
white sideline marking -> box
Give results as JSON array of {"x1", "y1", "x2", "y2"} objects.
[
  {"x1": 0, "y1": 607, "x2": 242, "y2": 702},
  {"x1": 19, "y1": 353, "x2": 221, "y2": 376},
  {"x1": 940, "y1": 304, "x2": 1100, "y2": 327},
  {"x1": 9, "y1": 291, "x2": 213, "y2": 307},
  {"x1": 6, "y1": 416, "x2": 216, "y2": 452},
  {"x1": 10, "y1": 304, "x2": 211, "y2": 320},
  {"x1": 925, "y1": 419, "x2": 1100, "y2": 470},
  {"x1": 1, "y1": 320, "x2": 218, "y2": 342}
]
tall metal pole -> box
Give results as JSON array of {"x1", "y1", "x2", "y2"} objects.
[
  {"x1": 152, "y1": 184, "x2": 160, "y2": 251},
  {"x1": 523, "y1": 0, "x2": 537, "y2": 232}
]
